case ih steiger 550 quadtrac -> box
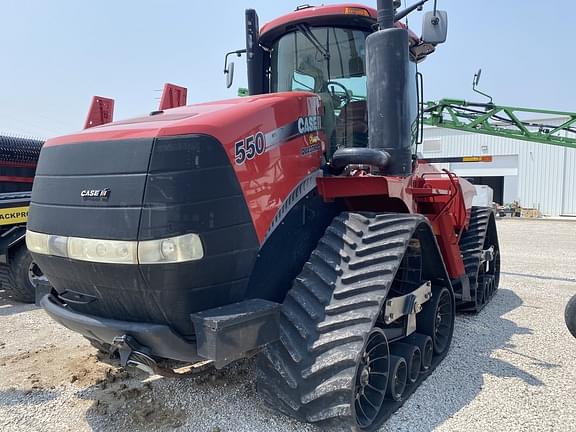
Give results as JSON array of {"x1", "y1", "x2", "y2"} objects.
[{"x1": 27, "y1": 1, "x2": 501, "y2": 430}]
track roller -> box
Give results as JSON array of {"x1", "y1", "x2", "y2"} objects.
[
  {"x1": 390, "y1": 343, "x2": 421, "y2": 383},
  {"x1": 404, "y1": 333, "x2": 433, "y2": 371},
  {"x1": 386, "y1": 355, "x2": 407, "y2": 401}
]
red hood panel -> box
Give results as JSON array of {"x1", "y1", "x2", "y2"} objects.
[{"x1": 45, "y1": 92, "x2": 315, "y2": 147}]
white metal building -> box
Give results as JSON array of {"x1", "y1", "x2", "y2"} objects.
[{"x1": 422, "y1": 119, "x2": 576, "y2": 216}]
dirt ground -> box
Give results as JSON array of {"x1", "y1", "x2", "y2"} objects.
[{"x1": 1, "y1": 218, "x2": 575, "y2": 432}]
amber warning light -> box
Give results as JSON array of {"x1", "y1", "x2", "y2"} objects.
[{"x1": 345, "y1": 7, "x2": 371, "y2": 17}]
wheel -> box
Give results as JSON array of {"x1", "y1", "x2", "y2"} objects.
[
  {"x1": 404, "y1": 333, "x2": 433, "y2": 371},
  {"x1": 353, "y1": 329, "x2": 390, "y2": 429},
  {"x1": 417, "y1": 287, "x2": 454, "y2": 355},
  {"x1": 390, "y1": 343, "x2": 421, "y2": 383},
  {"x1": 325, "y1": 81, "x2": 352, "y2": 109},
  {"x1": 3, "y1": 243, "x2": 46, "y2": 303},
  {"x1": 256, "y1": 212, "x2": 454, "y2": 431},
  {"x1": 565, "y1": 295, "x2": 576, "y2": 339},
  {"x1": 385, "y1": 355, "x2": 407, "y2": 402}
]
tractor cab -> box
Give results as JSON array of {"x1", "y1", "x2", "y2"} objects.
[{"x1": 227, "y1": 3, "x2": 443, "y2": 158}]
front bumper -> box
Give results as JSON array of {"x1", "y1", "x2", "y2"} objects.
[
  {"x1": 40, "y1": 293, "x2": 202, "y2": 363},
  {"x1": 41, "y1": 292, "x2": 281, "y2": 368}
]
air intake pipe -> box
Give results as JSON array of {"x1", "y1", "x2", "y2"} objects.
[{"x1": 366, "y1": 0, "x2": 413, "y2": 176}]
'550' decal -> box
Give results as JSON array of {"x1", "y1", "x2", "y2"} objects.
[{"x1": 235, "y1": 132, "x2": 266, "y2": 165}]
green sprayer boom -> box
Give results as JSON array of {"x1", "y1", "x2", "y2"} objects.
[{"x1": 424, "y1": 99, "x2": 576, "y2": 150}]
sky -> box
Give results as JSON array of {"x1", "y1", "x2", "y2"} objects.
[{"x1": 1, "y1": 0, "x2": 575, "y2": 138}]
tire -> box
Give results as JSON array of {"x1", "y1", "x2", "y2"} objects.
[
  {"x1": 565, "y1": 295, "x2": 576, "y2": 339},
  {"x1": 256, "y1": 212, "x2": 453, "y2": 431},
  {"x1": 2, "y1": 243, "x2": 43, "y2": 303}
]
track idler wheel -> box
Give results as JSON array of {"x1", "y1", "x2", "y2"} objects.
[
  {"x1": 418, "y1": 287, "x2": 454, "y2": 355},
  {"x1": 390, "y1": 343, "x2": 421, "y2": 383},
  {"x1": 353, "y1": 329, "x2": 390, "y2": 429},
  {"x1": 404, "y1": 333, "x2": 433, "y2": 371}
]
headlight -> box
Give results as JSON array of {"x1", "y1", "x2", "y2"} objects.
[
  {"x1": 138, "y1": 233, "x2": 204, "y2": 264},
  {"x1": 26, "y1": 231, "x2": 49, "y2": 255},
  {"x1": 25, "y1": 230, "x2": 203, "y2": 265},
  {"x1": 67, "y1": 237, "x2": 138, "y2": 264}
]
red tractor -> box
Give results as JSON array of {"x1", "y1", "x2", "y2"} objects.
[{"x1": 27, "y1": 1, "x2": 500, "y2": 430}]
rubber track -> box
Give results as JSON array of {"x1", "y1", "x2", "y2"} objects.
[
  {"x1": 256, "y1": 212, "x2": 449, "y2": 430},
  {"x1": 457, "y1": 206, "x2": 498, "y2": 312}
]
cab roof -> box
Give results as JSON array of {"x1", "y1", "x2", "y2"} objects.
[{"x1": 259, "y1": 3, "x2": 420, "y2": 47}]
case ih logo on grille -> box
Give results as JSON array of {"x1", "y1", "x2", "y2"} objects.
[{"x1": 81, "y1": 188, "x2": 111, "y2": 199}]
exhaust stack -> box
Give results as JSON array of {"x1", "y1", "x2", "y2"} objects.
[{"x1": 367, "y1": 0, "x2": 413, "y2": 176}]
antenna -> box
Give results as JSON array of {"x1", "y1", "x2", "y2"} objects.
[{"x1": 472, "y1": 68, "x2": 494, "y2": 105}]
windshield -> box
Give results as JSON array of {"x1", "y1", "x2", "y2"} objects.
[
  {"x1": 271, "y1": 26, "x2": 371, "y2": 153},
  {"x1": 269, "y1": 26, "x2": 418, "y2": 155},
  {"x1": 271, "y1": 26, "x2": 369, "y2": 100}
]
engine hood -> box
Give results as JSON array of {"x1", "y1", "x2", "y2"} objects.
[{"x1": 46, "y1": 92, "x2": 316, "y2": 148}]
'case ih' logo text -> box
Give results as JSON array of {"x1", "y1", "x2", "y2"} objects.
[
  {"x1": 298, "y1": 116, "x2": 322, "y2": 134},
  {"x1": 81, "y1": 188, "x2": 111, "y2": 199}
]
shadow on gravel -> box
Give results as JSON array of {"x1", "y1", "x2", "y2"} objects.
[
  {"x1": 0, "y1": 290, "x2": 37, "y2": 317},
  {"x1": 386, "y1": 288, "x2": 551, "y2": 431},
  {"x1": 0, "y1": 389, "x2": 59, "y2": 406}
]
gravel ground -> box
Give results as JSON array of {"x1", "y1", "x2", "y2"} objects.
[{"x1": 1, "y1": 218, "x2": 575, "y2": 432}]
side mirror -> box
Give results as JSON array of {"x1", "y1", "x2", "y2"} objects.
[
  {"x1": 422, "y1": 10, "x2": 448, "y2": 45},
  {"x1": 223, "y1": 49, "x2": 246, "y2": 89},
  {"x1": 225, "y1": 62, "x2": 235, "y2": 89},
  {"x1": 474, "y1": 69, "x2": 482, "y2": 87}
]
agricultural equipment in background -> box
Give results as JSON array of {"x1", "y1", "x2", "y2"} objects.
[
  {"x1": 423, "y1": 99, "x2": 576, "y2": 149},
  {"x1": 27, "y1": 1, "x2": 503, "y2": 430},
  {"x1": 0, "y1": 135, "x2": 45, "y2": 302},
  {"x1": 423, "y1": 66, "x2": 576, "y2": 149}
]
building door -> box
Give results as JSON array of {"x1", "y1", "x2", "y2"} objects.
[{"x1": 466, "y1": 177, "x2": 505, "y2": 204}]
